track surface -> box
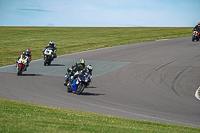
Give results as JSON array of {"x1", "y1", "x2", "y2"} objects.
[{"x1": 1, "y1": 37, "x2": 200, "y2": 127}]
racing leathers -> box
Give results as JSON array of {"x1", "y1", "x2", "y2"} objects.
[
  {"x1": 193, "y1": 24, "x2": 200, "y2": 32},
  {"x1": 64, "y1": 62, "x2": 86, "y2": 86},
  {"x1": 85, "y1": 66, "x2": 93, "y2": 84}
]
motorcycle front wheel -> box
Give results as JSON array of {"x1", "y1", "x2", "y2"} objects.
[
  {"x1": 192, "y1": 36, "x2": 195, "y2": 42},
  {"x1": 76, "y1": 83, "x2": 85, "y2": 95},
  {"x1": 44, "y1": 57, "x2": 47, "y2": 66},
  {"x1": 17, "y1": 66, "x2": 22, "y2": 76}
]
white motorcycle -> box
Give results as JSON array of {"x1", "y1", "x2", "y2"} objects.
[
  {"x1": 43, "y1": 48, "x2": 54, "y2": 66},
  {"x1": 16, "y1": 55, "x2": 28, "y2": 75}
]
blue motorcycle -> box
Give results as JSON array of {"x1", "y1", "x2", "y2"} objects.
[{"x1": 66, "y1": 71, "x2": 91, "y2": 95}]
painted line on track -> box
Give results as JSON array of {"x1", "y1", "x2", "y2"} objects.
[{"x1": 195, "y1": 87, "x2": 200, "y2": 100}]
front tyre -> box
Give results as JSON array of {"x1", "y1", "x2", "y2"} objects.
[
  {"x1": 17, "y1": 66, "x2": 22, "y2": 76},
  {"x1": 44, "y1": 57, "x2": 47, "y2": 66},
  {"x1": 192, "y1": 36, "x2": 195, "y2": 42},
  {"x1": 76, "y1": 83, "x2": 85, "y2": 95}
]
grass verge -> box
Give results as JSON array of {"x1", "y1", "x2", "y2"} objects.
[
  {"x1": 0, "y1": 98, "x2": 199, "y2": 133},
  {"x1": 0, "y1": 27, "x2": 192, "y2": 67}
]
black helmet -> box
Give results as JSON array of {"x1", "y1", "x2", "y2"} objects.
[{"x1": 67, "y1": 67, "x2": 72, "y2": 72}]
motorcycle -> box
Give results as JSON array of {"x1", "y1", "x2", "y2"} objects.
[
  {"x1": 43, "y1": 48, "x2": 54, "y2": 66},
  {"x1": 66, "y1": 71, "x2": 91, "y2": 95},
  {"x1": 16, "y1": 55, "x2": 28, "y2": 75},
  {"x1": 192, "y1": 30, "x2": 199, "y2": 42}
]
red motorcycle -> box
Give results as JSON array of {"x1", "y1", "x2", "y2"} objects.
[{"x1": 16, "y1": 54, "x2": 28, "y2": 75}]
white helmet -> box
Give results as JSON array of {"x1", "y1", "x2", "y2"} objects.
[
  {"x1": 87, "y1": 65, "x2": 93, "y2": 71},
  {"x1": 49, "y1": 40, "x2": 54, "y2": 45}
]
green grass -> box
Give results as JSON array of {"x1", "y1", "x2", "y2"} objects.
[
  {"x1": 0, "y1": 27, "x2": 192, "y2": 67},
  {"x1": 1, "y1": 98, "x2": 199, "y2": 133}
]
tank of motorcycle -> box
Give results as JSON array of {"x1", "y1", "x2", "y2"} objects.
[{"x1": 44, "y1": 49, "x2": 53, "y2": 55}]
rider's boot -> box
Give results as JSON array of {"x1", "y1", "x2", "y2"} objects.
[
  {"x1": 15, "y1": 61, "x2": 18, "y2": 67},
  {"x1": 24, "y1": 65, "x2": 28, "y2": 71},
  {"x1": 54, "y1": 53, "x2": 57, "y2": 58},
  {"x1": 64, "y1": 81, "x2": 67, "y2": 86}
]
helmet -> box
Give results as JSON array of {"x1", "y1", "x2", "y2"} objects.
[
  {"x1": 49, "y1": 40, "x2": 54, "y2": 45},
  {"x1": 22, "y1": 52, "x2": 26, "y2": 58},
  {"x1": 79, "y1": 59, "x2": 85, "y2": 66},
  {"x1": 87, "y1": 65, "x2": 93, "y2": 71},
  {"x1": 67, "y1": 67, "x2": 72, "y2": 72},
  {"x1": 25, "y1": 48, "x2": 31, "y2": 55}
]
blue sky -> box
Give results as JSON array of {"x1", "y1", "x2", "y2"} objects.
[{"x1": 0, "y1": 0, "x2": 199, "y2": 27}]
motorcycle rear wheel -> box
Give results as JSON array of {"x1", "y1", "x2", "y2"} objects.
[{"x1": 67, "y1": 86, "x2": 73, "y2": 93}]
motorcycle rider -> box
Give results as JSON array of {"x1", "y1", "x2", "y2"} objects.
[
  {"x1": 42, "y1": 41, "x2": 57, "y2": 60},
  {"x1": 86, "y1": 65, "x2": 93, "y2": 84},
  {"x1": 86, "y1": 65, "x2": 93, "y2": 75},
  {"x1": 16, "y1": 48, "x2": 31, "y2": 71},
  {"x1": 64, "y1": 67, "x2": 73, "y2": 86},
  {"x1": 25, "y1": 48, "x2": 31, "y2": 66},
  {"x1": 64, "y1": 59, "x2": 86, "y2": 86},
  {"x1": 193, "y1": 22, "x2": 200, "y2": 32}
]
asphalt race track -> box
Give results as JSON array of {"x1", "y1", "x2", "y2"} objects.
[{"x1": 1, "y1": 37, "x2": 200, "y2": 127}]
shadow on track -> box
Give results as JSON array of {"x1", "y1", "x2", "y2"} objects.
[
  {"x1": 86, "y1": 86, "x2": 97, "y2": 89},
  {"x1": 81, "y1": 92, "x2": 105, "y2": 96},
  {"x1": 19, "y1": 74, "x2": 43, "y2": 76},
  {"x1": 48, "y1": 64, "x2": 65, "y2": 66}
]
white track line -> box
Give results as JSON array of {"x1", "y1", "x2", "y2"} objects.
[{"x1": 195, "y1": 87, "x2": 200, "y2": 100}]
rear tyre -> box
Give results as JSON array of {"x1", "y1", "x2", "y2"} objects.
[
  {"x1": 67, "y1": 81, "x2": 72, "y2": 93},
  {"x1": 67, "y1": 87, "x2": 73, "y2": 93}
]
